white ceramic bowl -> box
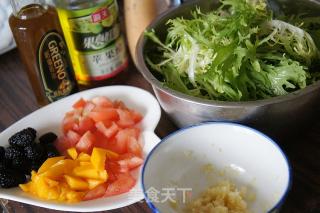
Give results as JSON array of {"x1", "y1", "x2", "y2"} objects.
[
  {"x1": 0, "y1": 85, "x2": 161, "y2": 212},
  {"x1": 142, "y1": 122, "x2": 291, "y2": 213}
]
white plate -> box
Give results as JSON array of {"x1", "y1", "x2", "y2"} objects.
[{"x1": 0, "y1": 85, "x2": 161, "y2": 212}]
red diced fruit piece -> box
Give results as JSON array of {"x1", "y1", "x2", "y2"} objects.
[
  {"x1": 127, "y1": 137, "x2": 143, "y2": 157},
  {"x1": 92, "y1": 130, "x2": 109, "y2": 149},
  {"x1": 62, "y1": 115, "x2": 76, "y2": 134},
  {"x1": 88, "y1": 108, "x2": 119, "y2": 122},
  {"x1": 113, "y1": 100, "x2": 128, "y2": 110},
  {"x1": 115, "y1": 130, "x2": 130, "y2": 154},
  {"x1": 104, "y1": 173, "x2": 136, "y2": 197},
  {"x1": 118, "y1": 153, "x2": 143, "y2": 170},
  {"x1": 83, "y1": 102, "x2": 96, "y2": 115},
  {"x1": 73, "y1": 98, "x2": 87, "y2": 109},
  {"x1": 66, "y1": 130, "x2": 81, "y2": 146},
  {"x1": 116, "y1": 109, "x2": 135, "y2": 128},
  {"x1": 76, "y1": 131, "x2": 95, "y2": 153},
  {"x1": 83, "y1": 184, "x2": 107, "y2": 201},
  {"x1": 77, "y1": 116, "x2": 95, "y2": 135},
  {"x1": 130, "y1": 110, "x2": 143, "y2": 123},
  {"x1": 102, "y1": 137, "x2": 123, "y2": 154},
  {"x1": 96, "y1": 121, "x2": 119, "y2": 138},
  {"x1": 92, "y1": 96, "x2": 113, "y2": 108},
  {"x1": 54, "y1": 136, "x2": 72, "y2": 155}
]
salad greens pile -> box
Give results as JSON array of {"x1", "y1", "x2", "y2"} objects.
[{"x1": 145, "y1": 0, "x2": 320, "y2": 101}]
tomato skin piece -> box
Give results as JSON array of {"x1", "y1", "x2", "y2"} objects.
[
  {"x1": 82, "y1": 102, "x2": 96, "y2": 116},
  {"x1": 92, "y1": 130, "x2": 109, "y2": 149},
  {"x1": 113, "y1": 100, "x2": 128, "y2": 110},
  {"x1": 116, "y1": 109, "x2": 135, "y2": 128},
  {"x1": 72, "y1": 98, "x2": 87, "y2": 109},
  {"x1": 104, "y1": 173, "x2": 136, "y2": 197},
  {"x1": 76, "y1": 116, "x2": 95, "y2": 135},
  {"x1": 96, "y1": 121, "x2": 119, "y2": 139},
  {"x1": 62, "y1": 115, "x2": 76, "y2": 134},
  {"x1": 76, "y1": 131, "x2": 95, "y2": 153},
  {"x1": 66, "y1": 130, "x2": 81, "y2": 146},
  {"x1": 92, "y1": 96, "x2": 113, "y2": 108},
  {"x1": 88, "y1": 108, "x2": 119, "y2": 123},
  {"x1": 127, "y1": 137, "x2": 143, "y2": 157},
  {"x1": 105, "y1": 161, "x2": 129, "y2": 174},
  {"x1": 114, "y1": 130, "x2": 130, "y2": 154},
  {"x1": 130, "y1": 110, "x2": 143, "y2": 123},
  {"x1": 83, "y1": 184, "x2": 108, "y2": 201},
  {"x1": 54, "y1": 136, "x2": 73, "y2": 155},
  {"x1": 117, "y1": 153, "x2": 143, "y2": 170}
]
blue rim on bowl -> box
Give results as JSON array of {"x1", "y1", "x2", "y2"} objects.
[{"x1": 141, "y1": 122, "x2": 292, "y2": 213}]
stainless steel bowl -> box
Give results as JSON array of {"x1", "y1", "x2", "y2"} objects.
[{"x1": 136, "y1": 0, "x2": 320, "y2": 136}]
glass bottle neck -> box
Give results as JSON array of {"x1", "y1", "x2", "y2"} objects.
[{"x1": 10, "y1": 0, "x2": 46, "y2": 16}]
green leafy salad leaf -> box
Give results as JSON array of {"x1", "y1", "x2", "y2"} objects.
[{"x1": 145, "y1": 0, "x2": 320, "y2": 101}]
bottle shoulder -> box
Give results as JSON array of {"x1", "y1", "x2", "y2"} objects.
[{"x1": 54, "y1": 0, "x2": 111, "y2": 10}]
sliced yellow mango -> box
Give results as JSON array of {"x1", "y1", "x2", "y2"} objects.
[
  {"x1": 79, "y1": 161, "x2": 92, "y2": 166},
  {"x1": 64, "y1": 175, "x2": 89, "y2": 191},
  {"x1": 91, "y1": 148, "x2": 108, "y2": 170},
  {"x1": 41, "y1": 159, "x2": 78, "y2": 179},
  {"x1": 73, "y1": 164, "x2": 107, "y2": 181},
  {"x1": 19, "y1": 182, "x2": 32, "y2": 192},
  {"x1": 67, "y1": 148, "x2": 78, "y2": 160},
  {"x1": 86, "y1": 178, "x2": 105, "y2": 190},
  {"x1": 45, "y1": 178, "x2": 59, "y2": 187},
  {"x1": 77, "y1": 152, "x2": 91, "y2": 161},
  {"x1": 38, "y1": 156, "x2": 65, "y2": 174}
]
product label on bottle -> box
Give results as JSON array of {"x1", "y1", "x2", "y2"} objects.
[
  {"x1": 38, "y1": 31, "x2": 77, "y2": 102},
  {"x1": 61, "y1": 0, "x2": 127, "y2": 81},
  {"x1": 80, "y1": 36, "x2": 128, "y2": 80}
]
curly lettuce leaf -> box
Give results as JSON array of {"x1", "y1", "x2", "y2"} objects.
[{"x1": 144, "y1": 0, "x2": 320, "y2": 101}]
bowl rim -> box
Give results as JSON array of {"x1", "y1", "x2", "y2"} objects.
[
  {"x1": 136, "y1": 1, "x2": 320, "y2": 108},
  {"x1": 141, "y1": 122, "x2": 292, "y2": 213}
]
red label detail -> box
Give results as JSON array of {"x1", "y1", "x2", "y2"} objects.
[{"x1": 92, "y1": 8, "x2": 110, "y2": 23}]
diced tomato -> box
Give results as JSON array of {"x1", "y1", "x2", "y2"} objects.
[
  {"x1": 77, "y1": 116, "x2": 95, "y2": 135},
  {"x1": 114, "y1": 130, "x2": 130, "y2": 154},
  {"x1": 102, "y1": 137, "x2": 125, "y2": 154},
  {"x1": 72, "y1": 98, "x2": 87, "y2": 109},
  {"x1": 130, "y1": 110, "x2": 143, "y2": 123},
  {"x1": 117, "y1": 153, "x2": 135, "y2": 160},
  {"x1": 104, "y1": 173, "x2": 136, "y2": 197},
  {"x1": 66, "y1": 130, "x2": 81, "y2": 146},
  {"x1": 105, "y1": 161, "x2": 120, "y2": 173},
  {"x1": 92, "y1": 130, "x2": 109, "y2": 149},
  {"x1": 88, "y1": 108, "x2": 119, "y2": 123},
  {"x1": 76, "y1": 131, "x2": 95, "y2": 153},
  {"x1": 113, "y1": 100, "x2": 128, "y2": 110},
  {"x1": 117, "y1": 153, "x2": 143, "y2": 170},
  {"x1": 107, "y1": 170, "x2": 117, "y2": 183},
  {"x1": 96, "y1": 121, "x2": 119, "y2": 138},
  {"x1": 62, "y1": 115, "x2": 76, "y2": 134},
  {"x1": 83, "y1": 184, "x2": 107, "y2": 201},
  {"x1": 129, "y1": 127, "x2": 141, "y2": 139},
  {"x1": 116, "y1": 109, "x2": 135, "y2": 128},
  {"x1": 54, "y1": 136, "x2": 73, "y2": 155},
  {"x1": 82, "y1": 102, "x2": 96, "y2": 116},
  {"x1": 92, "y1": 96, "x2": 113, "y2": 108},
  {"x1": 127, "y1": 137, "x2": 143, "y2": 157}
]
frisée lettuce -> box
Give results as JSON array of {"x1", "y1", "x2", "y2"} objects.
[{"x1": 145, "y1": 0, "x2": 320, "y2": 101}]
